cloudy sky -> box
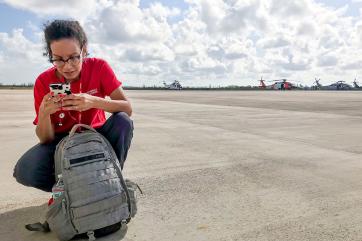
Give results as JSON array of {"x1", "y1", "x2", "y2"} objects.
[{"x1": 0, "y1": 0, "x2": 362, "y2": 87}]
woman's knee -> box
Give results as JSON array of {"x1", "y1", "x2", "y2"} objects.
[
  {"x1": 13, "y1": 156, "x2": 36, "y2": 187},
  {"x1": 110, "y1": 112, "x2": 134, "y2": 133},
  {"x1": 13, "y1": 144, "x2": 55, "y2": 192}
]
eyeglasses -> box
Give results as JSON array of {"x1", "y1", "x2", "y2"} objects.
[{"x1": 51, "y1": 49, "x2": 83, "y2": 68}]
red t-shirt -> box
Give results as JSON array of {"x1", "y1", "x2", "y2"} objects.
[{"x1": 33, "y1": 58, "x2": 122, "y2": 134}]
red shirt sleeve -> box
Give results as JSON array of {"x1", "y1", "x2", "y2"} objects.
[
  {"x1": 99, "y1": 60, "x2": 122, "y2": 96},
  {"x1": 33, "y1": 76, "x2": 49, "y2": 125}
]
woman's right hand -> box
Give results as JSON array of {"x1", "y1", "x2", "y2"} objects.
[{"x1": 39, "y1": 93, "x2": 62, "y2": 116}]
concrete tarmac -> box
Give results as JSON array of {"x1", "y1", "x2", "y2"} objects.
[{"x1": 1, "y1": 90, "x2": 362, "y2": 241}]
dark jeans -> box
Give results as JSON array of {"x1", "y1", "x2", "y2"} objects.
[{"x1": 13, "y1": 112, "x2": 134, "y2": 192}]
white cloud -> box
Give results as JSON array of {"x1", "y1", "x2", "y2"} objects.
[
  {"x1": 86, "y1": 1, "x2": 172, "y2": 44},
  {"x1": 0, "y1": 51, "x2": 4, "y2": 65},
  {"x1": 297, "y1": 21, "x2": 317, "y2": 36},
  {"x1": 342, "y1": 60, "x2": 362, "y2": 70},
  {"x1": 123, "y1": 44, "x2": 175, "y2": 62},
  {"x1": 257, "y1": 37, "x2": 291, "y2": 49},
  {"x1": 190, "y1": 0, "x2": 227, "y2": 34},
  {"x1": 0, "y1": 29, "x2": 49, "y2": 84},
  {"x1": 174, "y1": 43, "x2": 198, "y2": 56},
  {"x1": 124, "y1": 63, "x2": 162, "y2": 76},
  {"x1": 269, "y1": 0, "x2": 311, "y2": 17},
  {"x1": 317, "y1": 54, "x2": 339, "y2": 67},
  {"x1": 1, "y1": 0, "x2": 101, "y2": 21}
]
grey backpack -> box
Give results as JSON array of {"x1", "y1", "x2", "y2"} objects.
[{"x1": 26, "y1": 124, "x2": 141, "y2": 241}]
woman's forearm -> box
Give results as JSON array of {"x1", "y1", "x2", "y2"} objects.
[
  {"x1": 36, "y1": 112, "x2": 55, "y2": 144},
  {"x1": 93, "y1": 97, "x2": 132, "y2": 116}
]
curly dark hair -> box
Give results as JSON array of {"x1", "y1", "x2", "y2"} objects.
[{"x1": 43, "y1": 19, "x2": 88, "y2": 62}]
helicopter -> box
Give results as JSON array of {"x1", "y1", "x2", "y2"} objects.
[
  {"x1": 258, "y1": 77, "x2": 299, "y2": 90},
  {"x1": 312, "y1": 78, "x2": 352, "y2": 90},
  {"x1": 352, "y1": 78, "x2": 361, "y2": 89},
  {"x1": 163, "y1": 80, "x2": 182, "y2": 90}
]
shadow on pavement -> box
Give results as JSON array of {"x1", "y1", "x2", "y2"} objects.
[{"x1": 0, "y1": 203, "x2": 129, "y2": 241}]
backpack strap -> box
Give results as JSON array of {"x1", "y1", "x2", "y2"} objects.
[
  {"x1": 98, "y1": 131, "x2": 133, "y2": 222},
  {"x1": 110, "y1": 159, "x2": 133, "y2": 223},
  {"x1": 69, "y1": 124, "x2": 97, "y2": 137},
  {"x1": 63, "y1": 124, "x2": 98, "y2": 150},
  {"x1": 25, "y1": 221, "x2": 50, "y2": 233}
]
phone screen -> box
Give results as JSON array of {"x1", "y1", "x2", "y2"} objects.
[{"x1": 49, "y1": 83, "x2": 72, "y2": 96}]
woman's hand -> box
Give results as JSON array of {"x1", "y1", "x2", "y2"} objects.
[
  {"x1": 39, "y1": 93, "x2": 62, "y2": 116},
  {"x1": 62, "y1": 93, "x2": 98, "y2": 112}
]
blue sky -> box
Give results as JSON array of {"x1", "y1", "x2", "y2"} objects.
[
  {"x1": 0, "y1": 3, "x2": 41, "y2": 40},
  {"x1": 318, "y1": 0, "x2": 361, "y2": 15},
  {"x1": 139, "y1": 0, "x2": 189, "y2": 10},
  {"x1": 0, "y1": 0, "x2": 362, "y2": 86}
]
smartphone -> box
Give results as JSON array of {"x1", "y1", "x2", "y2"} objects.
[{"x1": 49, "y1": 83, "x2": 72, "y2": 96}]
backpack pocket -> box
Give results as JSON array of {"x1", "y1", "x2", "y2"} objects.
[
  {"x1": 66, "y1": 139, "x2": 104, "y2": 155},
  {"x1": 46, "y1": 194, "x2": 77, "y2": 241},
  {"x1": 65, "y1": 152, "x2": 109, "y2": 169},
  {"x1": 71, "y1": 192, "x2": 129, "y2": 233}
]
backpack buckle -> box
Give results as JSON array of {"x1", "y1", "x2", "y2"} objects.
[{"x1": 87, "y1": 230, "x2": 96, "y2": 241}]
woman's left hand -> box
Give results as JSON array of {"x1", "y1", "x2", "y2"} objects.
[{"x1": 61, "y1": 93, "x2": 98, "y2": 112}]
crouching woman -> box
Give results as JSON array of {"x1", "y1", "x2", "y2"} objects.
[{"x1": 13, "y1": 19, "x2": 133, "y2": 192}]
